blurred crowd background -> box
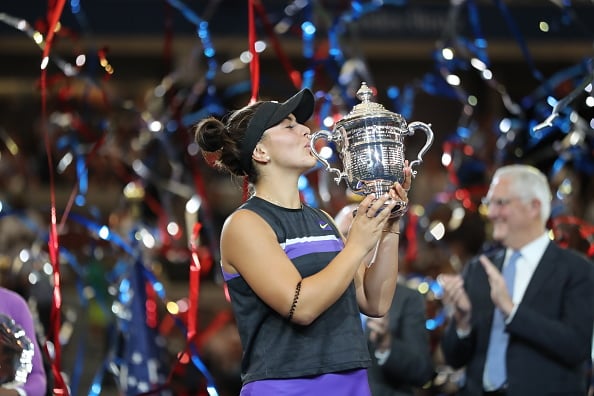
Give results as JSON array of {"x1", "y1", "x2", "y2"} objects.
[{"x1": 1, "y1": 1, "x2": 594, "y2": 395}]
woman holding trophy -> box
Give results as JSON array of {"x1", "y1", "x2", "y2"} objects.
[{"x1": 194, "y1": 87, "x2": 413, "y2": 395}]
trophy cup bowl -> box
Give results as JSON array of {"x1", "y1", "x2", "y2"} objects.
[{"x1": 310, "y1": 82, "x2": 434, "y2": 217}]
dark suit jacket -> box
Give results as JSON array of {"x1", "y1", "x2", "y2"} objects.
[
  {"x1": 441, "y1": 242, "x2": 594, "y2": 396},
  {"x1": 367, "y1": 284, "x2": 435, "y2": 396}
]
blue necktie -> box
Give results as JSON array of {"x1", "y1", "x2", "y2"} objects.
[{"x1": 483, "y1": 250, "x2": 520, "y2": 390}]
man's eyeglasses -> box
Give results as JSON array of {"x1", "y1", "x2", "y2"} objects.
[{"x1": 481, "y1": 197, "x2": 518, "y2": 208}]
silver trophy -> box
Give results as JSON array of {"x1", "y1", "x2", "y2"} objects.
[{"x1": 310, "y1": 82, "x2": 434, "y2": 217}]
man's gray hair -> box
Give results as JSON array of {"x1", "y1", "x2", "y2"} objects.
[{"x1": 492, "y1": 164, "x2": 552, "y2": 223}]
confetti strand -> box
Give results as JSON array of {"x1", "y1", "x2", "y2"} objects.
[
  {"x1": 41, "y1": 0, "x2": 70, "y2": 394},
  {"x1": 243, "y1": 0, "x2": 261, "y2": 200},
  {"x1": 164, "y1": 0, "x2": 219, "y2": 86},
  {"x1": 551, "y1": 215, "x2": 594, "y2": 257},
  {"x1": 253, "y1": 1, "x2": 302, "y2": 89},
  {"x1": 188, "y1": 222, "x2": 203, "y2": 342},
  {"x1": 248, "y1": 0, "x2": 260, "y2": 103},
  {"x1": 533, "y1": 57, "x2": 594, "y2": 131},
  {"x1": 492, "y1": 0, "x2": 544, "y2": 82}
]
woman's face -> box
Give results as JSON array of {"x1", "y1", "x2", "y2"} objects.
[{"x1": 260, "y1": 114, "x2": 316, "y2": 172}]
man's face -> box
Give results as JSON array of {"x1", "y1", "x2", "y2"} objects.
[{"x1": 484, "y1": 175, "x2": 533, "y2": 247}]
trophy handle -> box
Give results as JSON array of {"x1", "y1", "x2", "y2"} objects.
[
  {"x1": 309, "y1": 129, "x2": 344, "y2": 184},
  {"x1": 407, "y1": 121, "x2": 435, "y2": 177}
]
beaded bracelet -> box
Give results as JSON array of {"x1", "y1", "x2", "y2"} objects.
[{"x1": 287, "y1": 280, "x2": 302, "y2": 321}]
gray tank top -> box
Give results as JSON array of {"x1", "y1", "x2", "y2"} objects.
[{"x1": 225, "y1": 196, "x2": 371, "y2": 384}]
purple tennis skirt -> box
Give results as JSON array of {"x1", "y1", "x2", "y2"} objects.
[{"x1": 239, "y1": 369, "x2": 371, "y2": 396}]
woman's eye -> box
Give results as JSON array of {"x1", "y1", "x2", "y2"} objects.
[{"x1": 287, "y1": 124, "x2": 296, "y2": 129}]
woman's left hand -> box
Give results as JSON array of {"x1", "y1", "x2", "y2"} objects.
[
  {"x1": 393, "y1": 160, "x2": 412, "y2": 201},
  {"x1": 384, "y1": 161, "x2": 412, "y2": 227}
]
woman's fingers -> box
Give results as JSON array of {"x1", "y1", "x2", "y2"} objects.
[
  {"x1": 402, "y1": 160, "x2": 413, "y2": 191},
  {"x1": 358, "y1": 193, "x2": 397, "y2": 219}
]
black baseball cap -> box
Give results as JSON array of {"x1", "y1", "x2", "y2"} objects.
[{"x1": 239, "y1": 88, "x2": 315, "y2": 173}]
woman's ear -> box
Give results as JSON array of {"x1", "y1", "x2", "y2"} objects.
[{"x1": 252, "y1": 143, "x2": 270, "y2": 164}]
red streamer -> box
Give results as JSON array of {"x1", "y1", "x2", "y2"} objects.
[
  {"x1": 196, "y1": 309, "x2": 234, "y2": 349},
  {"x1": 551, "y1": 215, "x2": 594, "y2": 258},
  {"x1": 248, "y1": 0, "x2": 260, "y2": 103},
  {"x1": 41, "y1": 1, "x2": 70, "y2": 394},
  {"x1": 188, "y1": 222, "x2": 203, "y2": 342}
]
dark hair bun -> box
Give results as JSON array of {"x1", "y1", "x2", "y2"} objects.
[{"x1": 195, "y1": 117, "x2": 225, "y2": 153}]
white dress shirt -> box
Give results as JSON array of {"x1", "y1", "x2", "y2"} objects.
[{"x1": 506, "y1": 232, "x2": 550, "y2": 322}]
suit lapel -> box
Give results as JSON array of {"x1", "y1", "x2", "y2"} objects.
[
  {"x1": 484, "y1": 249, "x2": 505, "y2": 273},
  {"x1": 520, "y1": 241, "x2": 558, "y2": 304}
]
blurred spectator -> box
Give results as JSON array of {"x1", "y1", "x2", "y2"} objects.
[{"x1": 336, "y1": 204, "x2": 435, "y2": 396}]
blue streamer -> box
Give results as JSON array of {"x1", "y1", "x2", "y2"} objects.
[
  {"x1": 492, "y1": 0, "x2": 544, "y2": 81},
  {"x1": 55, "y1": 134, "x2": 88, "y2": 206},
  {"x1": 466, "y1": 0, "x2": 490, "y2": 66},
  {"x1": 181, "y1": 104, "x2": 225, "y2": 127},
  {"x1": 400, "y1": 84, "x2": 415, "y2": 119},
  {"x1": 298, "y1": 175, "x2": 318, "y2": 208},
  {"x1": 69, "y1": 0, "x2": 90, "y2": 31},
  {"x1": 189, "y1": 344, "x2": 218, "y2": 396},
  {"x1": 327, "y1": 17, "x2": 343, "y2": 62},
  {"x1": 533, "y1": 58, "x2": 594, "y2": 132},
  {"x1": 302, "y1": 20, "x2": 316, "y2": 59},
  {"x1": 86, "y1": 313, "x2": 123, "y2": 396},
  {"x1": 317, "y1": 92, "x2": 333, "y2": 122},
  {"x1": 69, "y1": 327, "x2": 88, "y2": 395},
  {"x1": 165, "y1": 0, "x2": 218, "y2": 84}
]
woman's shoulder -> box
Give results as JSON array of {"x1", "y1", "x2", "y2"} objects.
[
  {"x1": 224, "y1": 205, "x2": 266, "y2": 227},
  {"x1": 221, "y1": 205, "x2": 279, "y2": 245}
]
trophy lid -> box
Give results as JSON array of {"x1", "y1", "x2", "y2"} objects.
[{"x1": 337, "y1": 82, "x2": 404, "y2": 125}]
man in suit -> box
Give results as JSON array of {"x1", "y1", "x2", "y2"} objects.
[{"x1": 439, "y1": 164, "x2": 594, "y2": 396}]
